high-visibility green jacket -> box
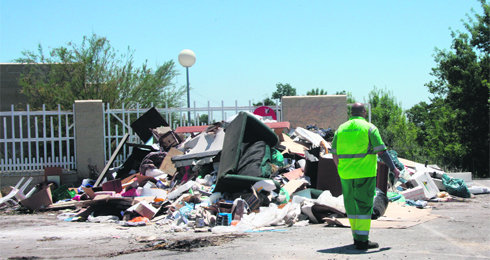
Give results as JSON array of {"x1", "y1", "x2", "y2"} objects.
[{"x1": 331, "y1": 116, "x2": 386, "y2": 179}]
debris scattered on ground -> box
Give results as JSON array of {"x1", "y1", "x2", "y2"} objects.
[{"x1": 1, "y1": 109, "x2": 487, "y2": 239}]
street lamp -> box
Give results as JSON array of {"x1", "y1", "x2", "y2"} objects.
[{"x1": 178, "y1": 49, "x2": 196, "y2": 122}]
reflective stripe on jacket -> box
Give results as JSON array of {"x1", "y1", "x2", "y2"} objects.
[{"x1": 333, "y1": 116, "x2": 385, "y2": 179}]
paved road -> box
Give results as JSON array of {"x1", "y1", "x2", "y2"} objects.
[{"x1": 1, "y1": 180, "x2": 489, "y2": 260}]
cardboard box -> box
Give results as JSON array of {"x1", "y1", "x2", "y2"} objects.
[
  {"x1": 412, "y1": 171, "x2": 439, "y2": 199},
  {"x1": 133, "y1": 201, "x2": 158, "y2": 219},
  {"x1": 20, "y1": 184, "x2": 53, "y2": 211}
]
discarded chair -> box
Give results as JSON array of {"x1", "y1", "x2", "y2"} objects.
[{"x1": 0, "y1": 177, "x2": 34, "y2": 209}]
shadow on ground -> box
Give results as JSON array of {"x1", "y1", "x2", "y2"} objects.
[{"x1": 318, "y1": 244, "x2": 391, "y2": 255}]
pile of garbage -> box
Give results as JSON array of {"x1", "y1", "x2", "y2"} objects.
[
  {"x1": 1, "y1": 108, "x2": 488, "y2": 234},
  {"x1": 385, "y1": 151, "x2": 489, "y2": 208}
]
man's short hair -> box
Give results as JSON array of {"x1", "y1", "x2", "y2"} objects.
[{"x1": 351, "y1": 103, "x2": 365, "y2": 116}]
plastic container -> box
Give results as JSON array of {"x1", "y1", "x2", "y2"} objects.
[{"x1": 412, "y1": 171, "x2": 439, "y2": 199}]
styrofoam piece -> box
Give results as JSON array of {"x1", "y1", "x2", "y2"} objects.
[
  {"x1": 167, "y1": 181, "x2": 196, "y2": 200},
  {"x1": 412, "y1": 171, "x2": 439, "y2": 199},
  {"x1": 446, "y1": 172, "x2": 472, "y2": 185},
  {"x1": 432, "y1": 178, "x2": 446, "y2": 191},
  {"x1": 146, "y1": 169, "x2": 165, "y2": 178},
  {"x1": 253, "y1": 180, "x2": 277, "y2": 192},
  {"x1": 401, "y1": 186, "x2": 426, "y2": 200},
  {"x1": 149, "y1": 188, "x2": 167, "y2": 199}
]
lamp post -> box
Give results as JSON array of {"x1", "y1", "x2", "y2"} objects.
[{"x1": 178, "y1": 49, "x2": 196, "y2": 123}]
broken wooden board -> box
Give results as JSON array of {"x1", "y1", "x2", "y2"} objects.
[{"x1": 159, "y1": 147, "x2": 183, "y2": 176}]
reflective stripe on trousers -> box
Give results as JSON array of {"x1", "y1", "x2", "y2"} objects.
[{"x1": 341, "y1": 177, "x2": 376, "y2": 242}]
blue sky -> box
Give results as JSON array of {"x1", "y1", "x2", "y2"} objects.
[{"x1": 0, "y1": 1, "x2": 483, "y2": 109}]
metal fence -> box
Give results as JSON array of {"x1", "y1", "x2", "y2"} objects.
[
  {"x1": 103, "y1": 101, "x2": 282, "y2": 166},
  {"x1": 0, "y1": 104, "x2": 75, "y2": 174}
]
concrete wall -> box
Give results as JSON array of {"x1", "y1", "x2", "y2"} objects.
[
  {"x1": 282, "y1": 95, "x2": 348, "y2": 130},
  {"x1": 74, "y1": 100, "x2": 105, "y2": 179}
]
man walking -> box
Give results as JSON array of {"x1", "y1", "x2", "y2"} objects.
[{"x1": 331, "y1": 102, "x2": 400, "y2": 250}]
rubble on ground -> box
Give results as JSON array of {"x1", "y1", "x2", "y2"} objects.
[{"x1": 1, "y1": 108, "x2": 488, "y2": 234}]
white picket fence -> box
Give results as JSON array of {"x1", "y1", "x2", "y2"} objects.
[{"x1": 0, "y1": 104, "x2": 75, "y2": 174}]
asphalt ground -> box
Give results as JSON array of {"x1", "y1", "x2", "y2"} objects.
[{"x1": 1, "y1": 179, "x2": 489, "y2": 260}]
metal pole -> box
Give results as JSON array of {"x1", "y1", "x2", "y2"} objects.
[
  {"x1": 186, "y1": 67, "x2": 191, "y2": 122},
  {"x1": 368, "y1": 103, "x2": 371, "y2": 123}
]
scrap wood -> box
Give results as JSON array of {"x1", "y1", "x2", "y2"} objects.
[
  {"x1": 94, "y1": 133, "x2": 130, "y2": 187},
  {"x1": 81, "y1": 195, "x2": 133, "y2": 207},
  {"x1": 159, "y1": 148, "x2": 184, "y2": 176},
  {"x1": 45, "y1": 200, "x2": 80, "y2": 210}
]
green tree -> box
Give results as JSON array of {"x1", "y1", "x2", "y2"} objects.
[
  {"x1": 253, "y1": 97, "x2": 277, "y2": 107},
  {"x1": 15, "y1": 33, "x2": 184, "y2": 110},
  {"x1": 407, "y1": 99, "x2": 465, "y2": 169},
  {"x1": 198, "y1": 114, "x2": 209, "y2": 124},
  {"x1": 335, "y1": 90, "x2": 356, "y2": 103},
  {"x1": 271, "y1": 83, "x2": 296, "y2": 99},
  {"x1": 368, "y1": 87, "x2": 419, "y2": 160},
  {"x1": 411, "y1": 1, "x2": 489, "y2": 177},
  {"x1": 306, "y1": 88, "x2": 327, "y2": 95}
]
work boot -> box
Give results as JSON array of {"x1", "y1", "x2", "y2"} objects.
[{"x1": 354, "y1": 240, "x2": 379, "y2": 250}]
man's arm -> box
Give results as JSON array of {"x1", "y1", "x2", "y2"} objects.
[
  {"x1": 333, "y1": 154, "x2": 339, "y2": 167},
  {"x1": 378, "y1": 150, "x2": 400, "y2": 178}
]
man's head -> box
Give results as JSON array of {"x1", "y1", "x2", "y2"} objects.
[{"x1": 351, "y1": 102, "x2": 366, "y2": 117}]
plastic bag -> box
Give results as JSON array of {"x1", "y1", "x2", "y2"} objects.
[
  {"x1": 371, "y1": 188, "x2": 388, "y2": 220},
  {"x1": 52, "y1": 185, "x2": 76, "y2": 202},
  {"x1": 442, "y1": 174, "x2": 471, "y2": 198}
]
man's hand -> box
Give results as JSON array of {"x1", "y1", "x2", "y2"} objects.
[
  {"x1": 393, "y1": 167, "x2": 401, "y2": 180},
  {"x1": 320, "y1": 140, "x2": 328, "y2": 152}
]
